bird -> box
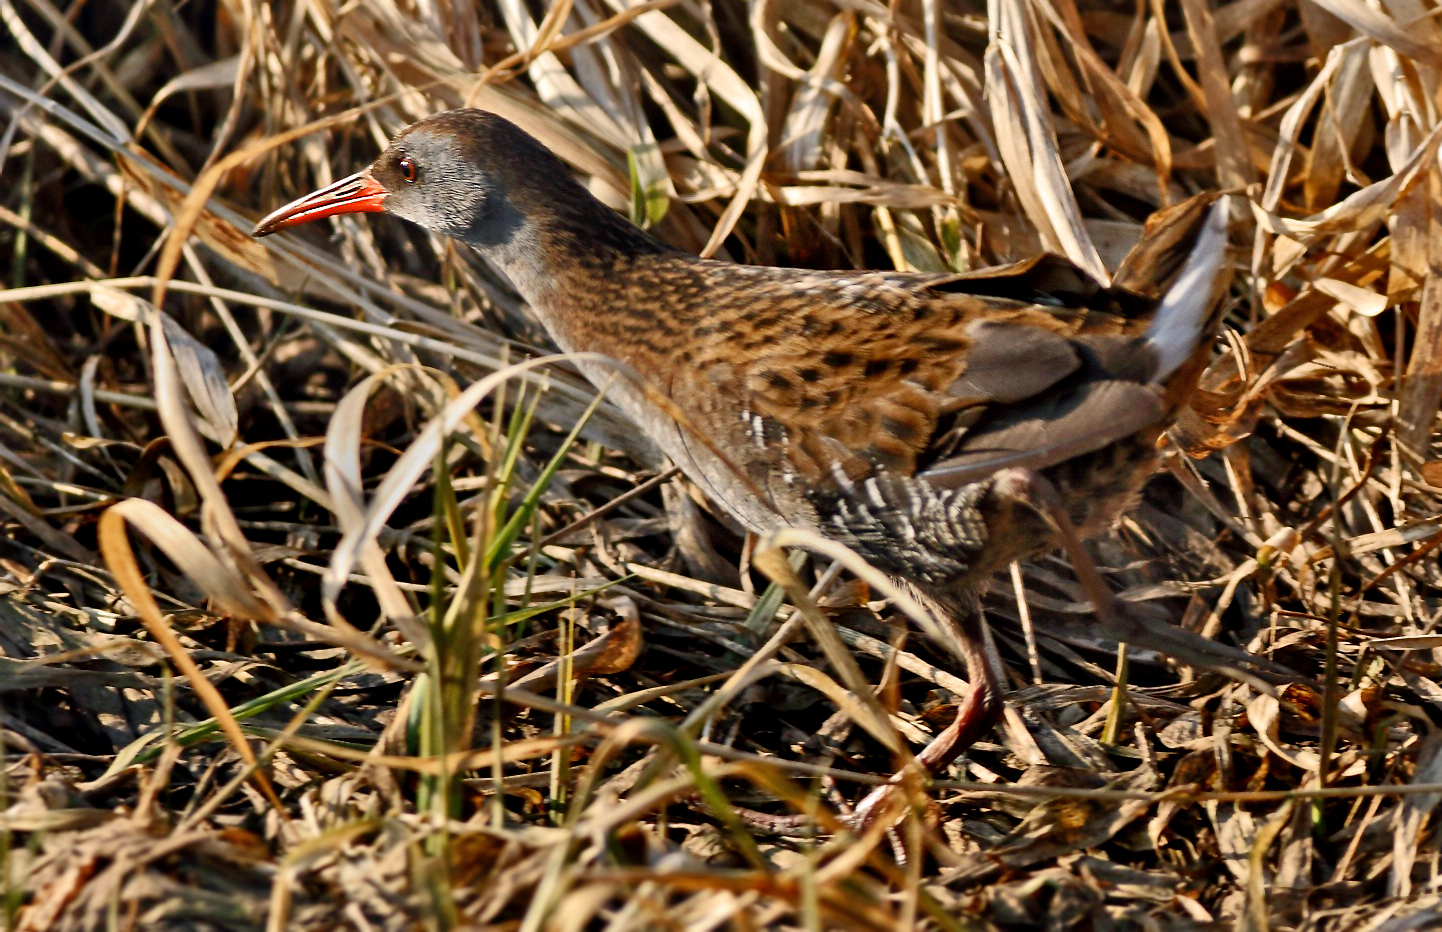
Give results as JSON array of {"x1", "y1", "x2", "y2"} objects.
[{"x1": 254, "y1": 108, "x2": 1254, "y2": 825}]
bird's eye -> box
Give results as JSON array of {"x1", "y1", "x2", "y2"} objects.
[{"x1": 398, "y1": 156, "x2": 418, "y2": 183}]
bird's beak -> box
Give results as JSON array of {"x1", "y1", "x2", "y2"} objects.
[{"x1": 252, "y1": 171, "x2": 388, "y2": 236}]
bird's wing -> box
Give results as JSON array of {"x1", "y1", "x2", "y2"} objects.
[
  {"x1": 686, "y1": 192, "x2": 1225, "y2": 498},
  {"x1": 919, "y1": 195, "x2": 1228, "y2": 488},
  {"x1": 723, "y1": 285, "x2": 1155, "y2": 495},
  {"x1": 920, "y1": 378, "x2": 1165, "y2": 489}
]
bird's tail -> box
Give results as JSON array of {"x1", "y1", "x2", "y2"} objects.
[{"x1": 1143, "y1": 197, "x2": 1233, "y2": 382}]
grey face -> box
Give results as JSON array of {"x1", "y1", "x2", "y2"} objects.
[
  {"x1": 368, "y1": 121, "x2": 552, "y2": 300},
  {"x1": 251, "y1": 109, "x2": 576, "y2": 304},
  {"x1": 372, "y1": 134, "x2": 491, "y2": 241},
  {"x1": 371, "y1": 129, "x2": 537, "y2": 257}
]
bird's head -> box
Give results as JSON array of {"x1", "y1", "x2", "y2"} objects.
[{"x1": 252, "y1": 109, "x2": 546, "y2": 246}]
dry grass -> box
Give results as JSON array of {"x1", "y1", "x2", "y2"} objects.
[{"x1": 3, "y1": 0, "x2": 1442, "y2": 929}]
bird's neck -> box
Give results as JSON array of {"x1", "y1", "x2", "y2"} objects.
[{"x1": 460, "y1": 172, "x2": 691, "y2": 363}]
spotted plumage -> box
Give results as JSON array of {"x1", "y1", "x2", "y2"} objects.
[{"x1": 254, "y1": 109, "x2": 1235, "y2": 819}]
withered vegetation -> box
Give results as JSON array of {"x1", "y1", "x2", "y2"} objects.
[{"x1": 2, "y1": 1, "x2": 1442, "y2": 929}]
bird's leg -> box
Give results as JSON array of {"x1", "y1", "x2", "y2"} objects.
[
  {"x1": 997, "y1": 469, "x2": 1298, "y2": 691},
  {"x1": 848, "y1": 466, "x2": 1121, "y2": 830},
  {"x1": 691, "y1": 590, "x2": 1004, "y2": 839},
  {"x1": 912, "y1": 608, "x2": 1005, "y2": 771},
  {"x1": 849, "y1": 597, "x2": 1003, "y2": 828},
  {"x1": 989, "y1": 467, "x2": 1129, "y2": 646},
  {"x1": 700, "y1": 468, "x2": 1134, "y2": 837}
]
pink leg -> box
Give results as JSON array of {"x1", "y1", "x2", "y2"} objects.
[{"x1": 850, "y1": 605, "x2": 1003, "y2": 826}]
